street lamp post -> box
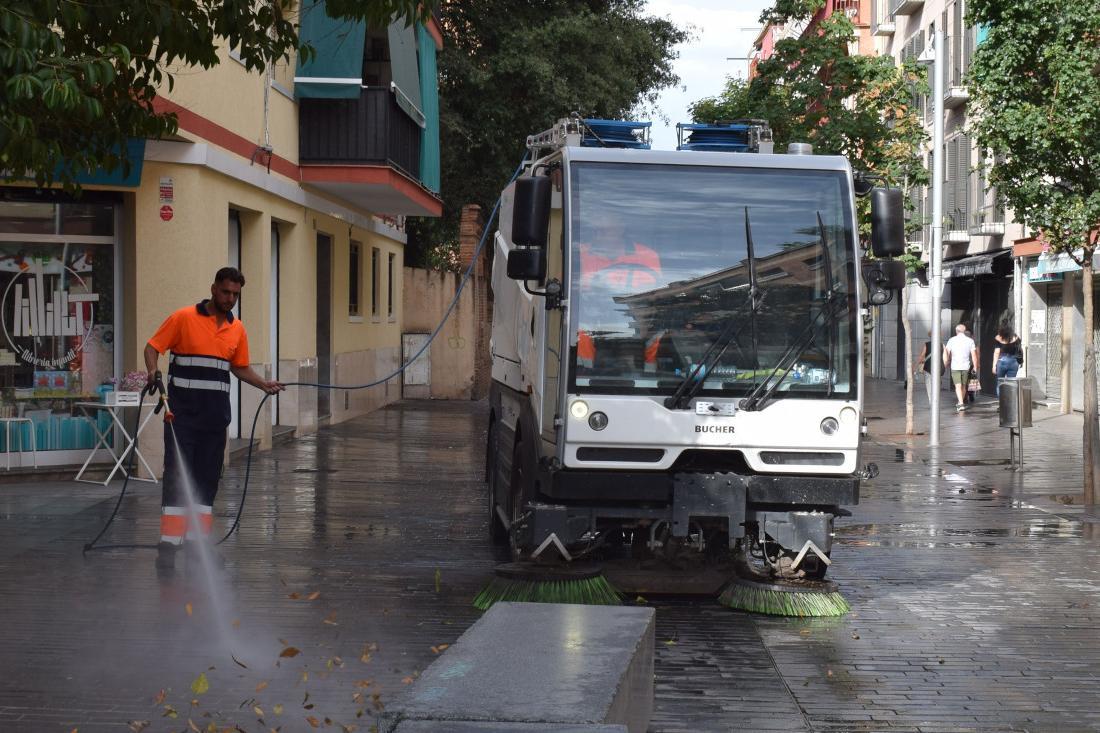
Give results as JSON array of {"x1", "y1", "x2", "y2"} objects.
[{"x1": 919, "y1": 28, "x2": 945, "y2": 446}]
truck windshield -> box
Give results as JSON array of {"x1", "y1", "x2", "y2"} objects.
[{"x1": 568, "y1": 162, "x2": 857, "y2": 399}]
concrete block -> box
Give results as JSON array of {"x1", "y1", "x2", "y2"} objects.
[
  {"x1": 391, "y1": 602, "x2": 654, "y2": 733},
  {"x1": 393, "y1": 723, "x2": 627, "y2": 733}
]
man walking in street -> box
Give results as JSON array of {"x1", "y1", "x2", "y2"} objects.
[
  {"x1": 944, "y1": 323, "x2": 979, "y2": 412},
  {"x1": 145, "y1": 267, "x2": 284, "y2": 572}
]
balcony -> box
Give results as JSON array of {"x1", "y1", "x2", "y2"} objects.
[
  {"x1": 299, "y1": 87, "x2": 442, "y2": 217},
  {"x1": 969, "y1": 205, "x2": 1005, "y2": 236},
  {"x1": 873, "y1": 20, "x2": 896, "y2": 36},
  {"x1": 889, "y1": 0, "x2": 924, "y2": 16},
  {"x1": 944, "y1": 85, "x2": 969, "y2": 108}
]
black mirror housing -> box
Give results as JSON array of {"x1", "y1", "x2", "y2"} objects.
[
  {"x1": 870, "y1": 187, "x2": 905, "y2": 258},
  {"x1": 512, "y1": 176, "x2": 552, "y2": 248},
  {"x1": 507, "y1": 248, "x2": 546, "y2": 282},
  {"x1": 862, "y1": 259, "x2": 907, "y2": 306}
]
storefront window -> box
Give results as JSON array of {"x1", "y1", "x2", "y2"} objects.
[{"x1": 0, "y1": 196, "x2": 118, "y2": 455}]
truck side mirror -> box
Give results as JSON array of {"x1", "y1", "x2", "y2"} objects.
[
  {"x1": 507, "y1": 248, "x2": 546, "y2": 282},
  {"x1": 511, "y1": 176, "x2": 552, "y2": 249},
  {"x1": 870, "y1": 188, "x2": 905, "y2": 258},
  {"x1": 862, "y1": 259, "x2": 907, "y2": 305}
]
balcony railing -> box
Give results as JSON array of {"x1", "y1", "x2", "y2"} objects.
[
  {"x1": 970, "y1": 204, "x2": 1005, "y2": 236},
  {"x1": 299, "y1": 87, "x2": 421, "y2": 178},
  {"x1": 873, "y1": 20, "x2": 896, "y2": 35}
]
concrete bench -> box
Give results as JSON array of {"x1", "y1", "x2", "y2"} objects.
[{"x1": 386, "y1": 602, "x2": 655, "y2": 733}]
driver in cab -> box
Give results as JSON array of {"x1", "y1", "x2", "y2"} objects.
[{"x1": 576, "y1": 212, "x2": 663, "y2": 373}]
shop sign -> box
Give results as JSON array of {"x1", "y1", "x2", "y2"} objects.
[
  {"x1": 1036, "y1": 249, "x2": 1100, "y2": 276},
  {"x1": 1027, "y1": 262, "x2": 1062, "y2": 283},
  {"x1": 2, "y1": 270, "x2": 99, "y2": 368}
]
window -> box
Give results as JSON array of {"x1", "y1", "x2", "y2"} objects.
[
  {"x1": 387, "y1": 252, "x2": 396, "y2": 318},
  {"x1": 349, "y1": 241, "x2": 361, "y2": 317},
  {"x1": 371, "y1": 247, "x2": 380, "y2": 317}
]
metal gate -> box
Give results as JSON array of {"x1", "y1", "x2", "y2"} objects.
[
  {"x1": 1046, "y1": 285, "x2": 1062, "y2": 399},
  {"x1": 402, "y1": 333, "x2": 431, "y2": 398}
]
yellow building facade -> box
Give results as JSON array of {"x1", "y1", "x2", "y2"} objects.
[{"x1": 0, "y1": 10, "x2": 443, "y2": 470}]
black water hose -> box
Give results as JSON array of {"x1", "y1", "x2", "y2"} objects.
[
  {"x1": 82, "y1": 376, "x2": 165, "y2": 553},
  {"x1": 85, "y1": 156, "x2": 526, "y2": 553}
]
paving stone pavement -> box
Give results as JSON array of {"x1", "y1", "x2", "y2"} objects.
[{"x1": 0, "y1": 382, "x2": 1098, "y2": 732}]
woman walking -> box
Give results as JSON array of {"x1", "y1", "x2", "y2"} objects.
[{"x1": 992, "y1": 325, "x2": 1022, "y2": 396}]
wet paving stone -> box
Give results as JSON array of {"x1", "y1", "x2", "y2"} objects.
[{"x1": 1, "y1": 383, "x2": 1100, "y2": 731}]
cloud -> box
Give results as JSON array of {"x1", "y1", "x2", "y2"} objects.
[{"x1": 644, "y1": 0, "x2": 772, "y2": 150}]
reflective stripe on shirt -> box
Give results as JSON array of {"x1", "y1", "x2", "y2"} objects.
[
  {"x1": 169, "y1": 375, "x2": 231, "y2": 392},
  {"x1": 171, "y1": 354, "x2": 230, "y2": 371}
]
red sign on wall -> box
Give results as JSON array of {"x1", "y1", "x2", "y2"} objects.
[{"x1": 160, "y1": 205, "x2": 174, "y2": 221}]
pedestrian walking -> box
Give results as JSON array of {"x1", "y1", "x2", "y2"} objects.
[
  {"x1": 913, "y1": 331, "x2": 936, "y2": 405},
  {"x1": 992, "y1": 325, "x2": 1023, "y2": 396},
  {"x1": 964, "y1": 328, "x2": 979, "y2": 404},
  {"x1": 943, "y1": 323, "x2": 979, "y2": 412},
  {"x1": 144, "y1": 267, "x2": 284, "y2": 572}
]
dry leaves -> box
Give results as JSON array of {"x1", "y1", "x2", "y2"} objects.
[
  {"x1": 322, "y1": 611, "x2": 339, "y2": 626},
  {"x1": 255, "y1": 681, "x2": 269, "y2": 693},
  {"x1": 127, "y1": 721, "x2": 150, "y2": 732},
  {"x1": 306, "y1": 715, "x2": 320, "y2": 728},
  {"x1": 279, "y1": 647, "x2": 300, "y2": 658},
  {"x1": 429, "y1": 644, "x2": 449, "y2": 654},
  {"x1": 185, "y1": 603, "x2": 193, "y2": 616}
]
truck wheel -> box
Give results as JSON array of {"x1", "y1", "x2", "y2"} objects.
[
  {"x1": 486, "y1": 419, "x2": 507, "y2": 545},
  {"x1": 509, "y1": 436, "x2": 533, "y2": 558}
]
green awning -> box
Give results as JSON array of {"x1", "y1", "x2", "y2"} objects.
[
  {"x1": 388, "y1": 20, "x2": 425, "y2": 127},
  {"x1": 294, "y1": 0, "x2": 367, "y2": 99}
]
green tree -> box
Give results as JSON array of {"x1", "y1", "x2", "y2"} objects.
[
  {"x1": 0, "y1": 0, "x2": 421, "y2": 191},
  {"x1": 691, "y1": 0, "x2": 928, "y2": 432},
  {"x1": 406, "y1": 0, "x2": 687, "y2": 269},
  {"x1": 968, "y1": 0, "x2": 1100, "y2": 503}
]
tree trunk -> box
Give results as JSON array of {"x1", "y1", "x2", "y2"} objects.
[
  {"x1": 902, "y1": 281, "x2": 915, "y2": 435},
  {"x1": 1083, "y1": 255, "x2": 1100, "y2": 505}
]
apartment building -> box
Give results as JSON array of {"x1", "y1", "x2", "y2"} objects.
[{"x1": 0, "y1": 2, "x2": 443, "y2": 472}]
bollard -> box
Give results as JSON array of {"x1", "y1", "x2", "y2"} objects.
[{"x1": 998, "y1": 379, "x2": 1032, "y2": 469}]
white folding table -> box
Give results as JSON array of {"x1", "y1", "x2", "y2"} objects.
[{"x1": 74, "y1": 401, "x2": 160, "y2": 485}]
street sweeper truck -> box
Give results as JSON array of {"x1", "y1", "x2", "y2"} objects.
[{"x1": 482, "y1": 116, "x2": 906, "y2": 615}]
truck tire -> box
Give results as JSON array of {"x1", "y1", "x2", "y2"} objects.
[
  {"x1": 486, "y1": 419, "x2": 508, "y2": 545},
  {"x1": 509, "y1": 435, "x2": 534, "y2": 558}
]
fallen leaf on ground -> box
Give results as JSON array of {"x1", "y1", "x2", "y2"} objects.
[
  {"x1": 154, "y1": 689, "x2": 167, "y2": 704},
  {"x1": 279, "y1": 647, "x2": 300, "y2": 658},
  {"x1": 273, "y1": 704, "x2": 284, "y2": 715},
  {"x1": 162, "y1": 705, "x2": 178, "y2": 719},
  {"x1": 306, "y1": 591, "x2": 321, "y2": 601},
  {"x1": 253, "y1": 706, "x2": 264, "y2": 718},
  {"x1": 255, "y1": 681, "x2": 269, "y2": 693},
  {"x1": 288, "y1": 592, "x2": 301, "y2": 600},
  {"x1": 232, "y1": 619, "x2": 241, "y2": 629},
  {"x1": 401, "y1": 676, "x2": 414, "y2": 685},
  {"x1": 322, "y1": 612, "x2": 338, "y2": 626},
  {"x1": 305, "y1": 716, "x2": 320, "y2": 728},
  {"x1": 354, "y1": 680, "x2": 373, "y2": 689},
  {"x1": 191, "y1": 673, "x2": 210, "y2": 695},
  {"x1": 430, "y1": 644, "x2": 449, "y2": 654},
  {"x1": 185, "y1": 603, "x2": 193, "y2": 616},
  {"x1": 188, "y1": 719, "x2": 201, "y2": 732},
  {"x1": 128, "y1": 721, "x2": 150, "y2": 732}
]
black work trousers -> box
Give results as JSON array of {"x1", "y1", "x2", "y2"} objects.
[{"x1": 162, "y1": 418, "x2": 227, "y2": 508}]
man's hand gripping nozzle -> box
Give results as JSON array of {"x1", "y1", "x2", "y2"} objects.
[{"x1": 144, "y1": 370, "x2": 174, "y2": 423}]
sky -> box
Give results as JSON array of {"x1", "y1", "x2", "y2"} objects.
[{"x1": 643, "y1": 0, "x2": 773, "y2": 151}]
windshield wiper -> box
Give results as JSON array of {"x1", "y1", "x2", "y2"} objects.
[
  {"x1": 664, "y1": 207, "x2": 764, "y2": 410},
  {"x1": 740, "y1": 212, "x2": 843, "y2": 412}
]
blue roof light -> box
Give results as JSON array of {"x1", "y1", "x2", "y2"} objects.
[{"x1": 581, "y1": 119, "x2": 652, "y2": 149}]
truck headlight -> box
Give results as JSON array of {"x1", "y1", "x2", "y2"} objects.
[
  {"x1": 820, "y1": 417, "x2": 840, "y2": 435},
  {"x1": 588, "y1": 412, "x2": 609, "y2": 431},
  {"x1": 570, "y1": 400, "x2": 589, "y2": 419}
]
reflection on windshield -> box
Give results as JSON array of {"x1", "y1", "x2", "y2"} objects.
[{"x1": 568, "y1": 163, "x2": 856, "y2": 398}]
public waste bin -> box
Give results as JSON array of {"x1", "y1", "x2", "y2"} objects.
[{"x1": 998, "y1": 379, "x2": 1032, "y2": 428}]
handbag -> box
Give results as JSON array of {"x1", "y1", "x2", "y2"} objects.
[{"x1": 967, "y1": 377, "x2": 980, "y2": 392}]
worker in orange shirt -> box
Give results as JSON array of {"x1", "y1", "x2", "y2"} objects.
[
  {"x1": 145, "y1": 267, "x2": 283, "y2": 572},
  {"x1": 575, "y1": 212, "x2": 663, "y2": 373}
]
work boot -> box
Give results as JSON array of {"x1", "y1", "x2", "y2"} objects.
[{"x1": 155, "y1": 542, "x2": 178, "y2": 573}]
